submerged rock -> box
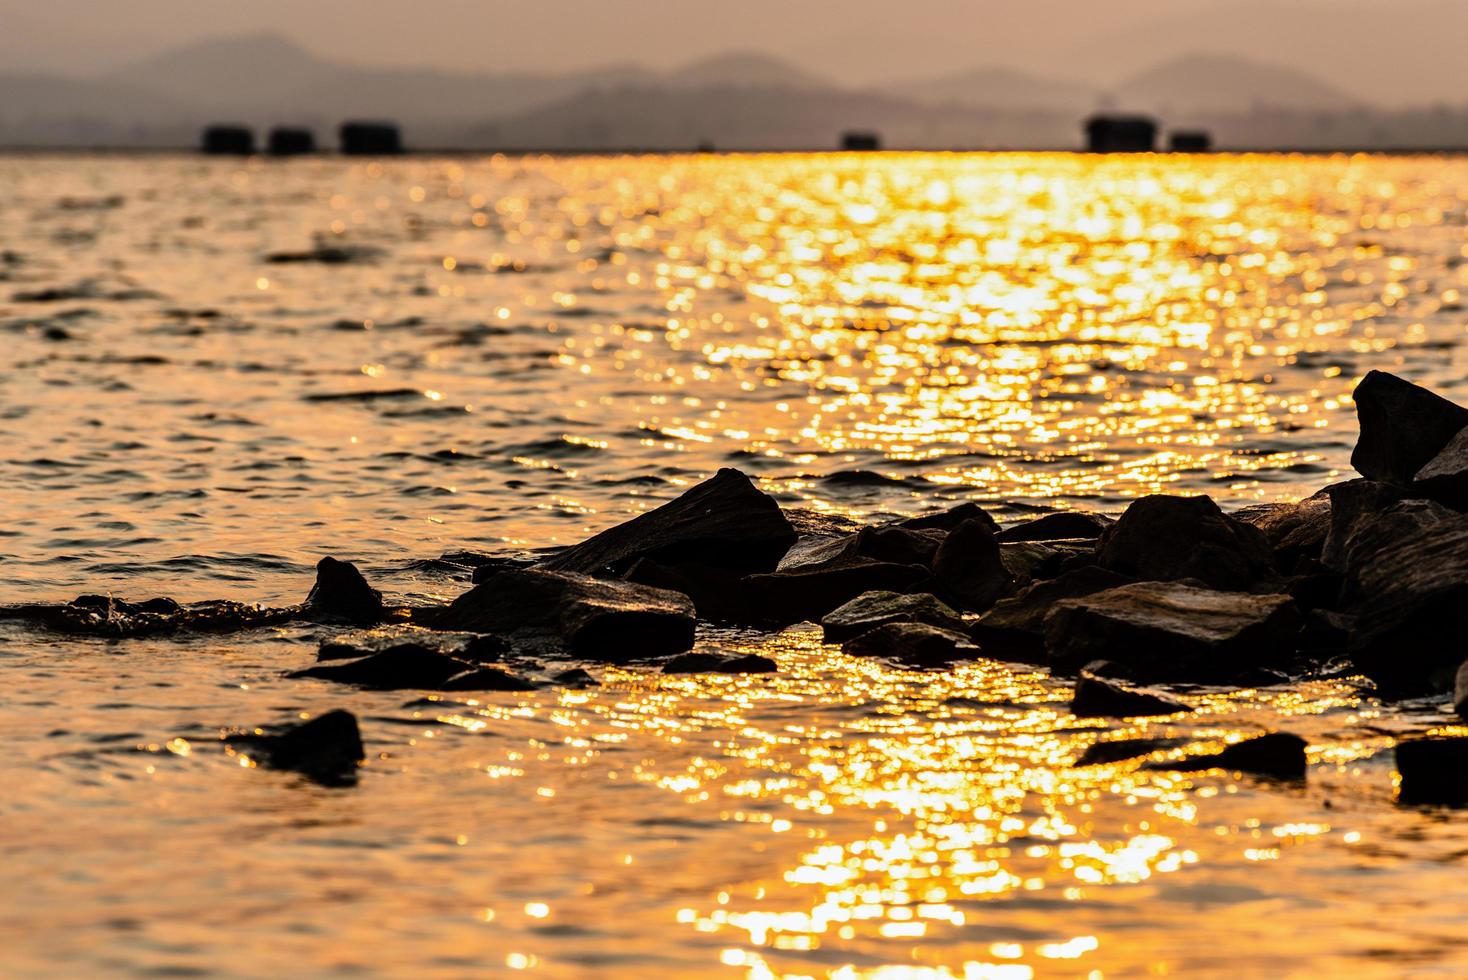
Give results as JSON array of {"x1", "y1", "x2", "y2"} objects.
[
  {"x1": 1070, "y1": 674, "x2": 1192, "y2": 718},
  {"x1": 432, "y1": 568, "x2": 696, "y2": 659},
  {"x1": 228, "y1": 710, "x2": 364, "y2": 786},
  {"x1": 1350, "y1": 370, "x2": 1468, "y2": 486},
  {"x1": 1, "y1": 595, "x2": 296, "y2": 637},
  {"x1": 1349, "y1": 513, "x2": 1468, "y2": 694},
  {"x1": 1095, "y1": 495, "x2": 1279, "y2": 592},
  {"x1": 440, "y1": 667, "x2": 537, "y2": 692},
  {"x1": 931, "y1": 519, "x2": 1014, "y2": 611},
  {"x1": 537, "y1": 468, "x2": 795, "y2": 576},
  {"x1": 1152, "y1": 732, "x2": 1308, "y2": 780},
  {"x1": 842, "y1": 622, "x2": 977, "y2": 666},
  {"x1": 662, "y1": 652, "x2": 777, "y2": 674},
  {"x1": 1073, "y1": 737, "x2": 1190, "y2": 767},
  {"x1": 820, "y1": 591, "x2": 967, "y2": 643},
  {"x1": 997, "y1": 512, "x2": 1112, "y2": 543},
  {"x1": 1396, "y1": 736, "x2": 1468, "y2": 805},
  {"x1": 303, "y1": 557, "x2": 385, "y2": 624},
  {"x1": 1044, "y1": 582, "x2": 1301, "y2": 681},
  {"x1": 290, "y1": 645, "x2": 480, "y2": 690}
]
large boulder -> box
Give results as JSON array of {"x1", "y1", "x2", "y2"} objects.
[
  {"x1": 931, "y1": 519, "x2": 1014, "y2": 611},
  {"x1": 433, "y1": 568, "x2": 696, "y2": 659},
  {"x1": 536, "y1": 468, "x2": 795, "y2": 576},
  {"x1": 1044, "y1": 581, "x2": 1302, "y2": 681},
  {"x1": 1338, "y1": 499, "x2": 1457, "y2": 599},
  {"x1": 820, "y1": 591, "x2": 967, "y2": 643},
  {"x1": 303, "y1": 557, "x2": 385, "y2": 624},
  {"x1": 1071, "y1": 673, "x2": 1192, "y2": 719},
  {"x1": 227, "y1": 710, "x2": 365, "y2": 786},
  {"x1": 1321, "y1": 479, "x2": 1406, "y2": 570},
  {"x1": 1348, "y1": 513, "x2": 1468, "y2": 694},
  {"x1": 1414, "y1": 426, "x2": 1468, "y2": 506},
  {"x1": 1350, "y1": 370, "x2": 1468, "y2": 486},
  {"x1": 1396, "y1": 737, "x2": 1468, "y2": 805},
  {"x1": 1095, "y1": 494, "x2": 1280, "y2": 591}
]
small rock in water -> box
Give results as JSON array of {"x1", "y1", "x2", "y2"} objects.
[
  {"x1": 290, "y1": 645, "x2": 476, "y2": 690},
  {"x1": 440, "y1": 667, "x2": 537, "y2": 692},
  {"x1": 820, "y1": 590, "x2": 967, "y2": 642},
  {"x1": 552, "y1": 667, "x2": 599, "y2": 688},
  {"x1": 662, "y1": 652, "x2": 777, "y2": 674},
  {"x1": 931, "y1": 518, "x2": 1013, "y2": 611},
  {"x1": 842, "y1": 622, "x2": 977, "y2": 666},
  {"x1": 228, "y1": 710, "x2": 365, "y2": 787},
  {"x1": 1044, "y1": 581, "x2": 1302, "y2": 682},
  {"x1": 996, "y1": 512, "x2": 1112, "y2": 543},
  {"x1": 303, "y1": 557, "x2": 385, "y2": 625},
  {"x1": 1395, "y1": 736, "x2": 1468, "y2": 805},
  {"x1": 458, "y1": 634, "x2": 511, "y2": 662},
  {"x1": 1095, "y1": 494, "x2": 1280, "y2": 592},
  {"x1": 1152, "y1": 732, "x2": 1308, "y2": 780},
  {"x1": 537, "y1": 468, "x2": 795, "y2": 576},
  {"x1": 1350, "y1": 370, "x2": 1468, "y2": 486},
  {"x1": 897, "y1": 502, "x2": 999, "y2": 534},
  {"x1": 433, "y1": 568, "x2": 696, "y2": 659},
  {"x1": 1070, "y1": 674, "x2": 1192, "y2": 719},
  {"x1": 1073, "y1": 737, "x2": 1190, "y2": 767}
]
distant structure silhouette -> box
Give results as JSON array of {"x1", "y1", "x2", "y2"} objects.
[
  {"x1": 340, "y1": 121, "x2": 403, "y2": 155},
  {"x1": 841, "y1": 130, "x2": 882, "y2": 151},
  {"x1": 1085, "y1": 114, "x2": 1157, "y2": 152},
  {"x1": 268, "y1": 127, "x2": 316, "y2": 156},
  {"x1": 1168, "y1": 130, "x2": 1213, "y2": 152},
  {"x1": 201, "y1": 125, "x2": 255, "y2": 155}
]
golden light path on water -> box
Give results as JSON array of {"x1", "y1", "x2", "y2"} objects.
[{"x1": 2, "y1": 153, "x2": 1468, "y2": 978}]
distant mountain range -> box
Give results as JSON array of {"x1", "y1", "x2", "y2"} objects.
[{"x1": 0, "y1": 32, "x2": 1461, "y2": 150}]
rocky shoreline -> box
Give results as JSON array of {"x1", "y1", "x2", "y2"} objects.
[{"x1": 8, "y1": 369, "x2": 1468, "y2": 801}]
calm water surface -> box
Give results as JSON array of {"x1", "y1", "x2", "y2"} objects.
[{"x1": 2, "y1": 153, "x2": 1468, "y2": 978}]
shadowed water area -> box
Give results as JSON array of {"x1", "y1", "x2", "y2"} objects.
[{"x1": 2, "y1": 152, "x2": 1468, "y2": 977}]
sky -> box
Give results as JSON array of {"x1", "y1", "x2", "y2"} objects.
[{"x1": 1, "y1": 0, "x2": 1461, "y2": 106}]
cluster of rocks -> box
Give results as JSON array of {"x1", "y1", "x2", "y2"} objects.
[{"x1": 12, "y1": 370, "x2": 1468, "y2": 801}]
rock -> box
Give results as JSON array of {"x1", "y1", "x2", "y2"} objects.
[
  {"x1": 1095, "y1": 494, "x2": 1280, "y2": 591},
  {"x1": 1338, "y1": 499, "x2": 1457, "y2": 599},
  {"x1": 537, "y1": 468, "x2": 795, "y2": 577},
  {"x1": 622, "y1": 558, "x2": 748, "y2": 621},
  {"x1": 440, "y1": 667, "x2": 537, "y2": 692},
  {"x1": 1456, "y1": 662, "x2": 1468, "y2": 719},
  {"x1": 897, "y1": 502, "x2": 998, "y2": 534},
  {"x1": 1396, "y1": 737, "x2": 1468, "y2": 805},
  {"x1": 1077, "y1": 659, "x2": 1138, "y2": 681},
  {"x1": 303, "y1": 557, "x2": 385, "y2": 624},
  {"x1": 1071, "y1": 674, "x2": 1192, "y2": 718},
  {"x1": 552, "y1": 667, "x2": 598, "y2": 688},
  {"x1": 290, "y1": 645, "x2": 477, "y2": 690},
  {"x1": 228, "y1": 710, "x2": 364, "y2": 786},
  {"x1": 318, "y1": 640, "x2": 442, "y2": 663},
  {"x1": 855, "y1": 526, "x2": 946, "y2": 568},
  {"x1": 459, "y1": 634, "x2": 511, "y2": 662},
  {"x1": 1234, "y1": 493, "x2": 1332, "y2": 571},
  {"x1": 1348, "y1": 513, "x2": 1468, "y2": 694},
  {"x1": 432, "y1": 568, "x2": 696, "y2": 659},
  {"x1": 0, "y1": 595, "x2": 296, "y2": 637},
  {"x1": 1321, "y1": 479, "x2": 1406, "y2": 570},
  {"x1": 1044, "y1": 582, "x2": 1302, "y2": 682},
  {"x1": 842, "y1": 623, "x2": 978, "y2": 666},
  {"x1": 999, "y1": 541, "x2": 1067, "y2": 586},
  {"x1": 1414, "y1": 426, "x2": 1468, "y2": 505},
  {"x1": 662, "y1": 652, "x2": 777, "y2": 674},
  {"x1": 1153, "y1": 732, "x2": 1308, "y2": 780},
  {"x1": 977, "y1": 566, "x2": 1134, "y2": 643},
  {"x1": 739, "y1": 554, "x2": 921, "y2": 624},
  {"x1": 931, "y1": 519, "x2": 1014, "y2": 611},
  {"x1": 265, "y1": 244, "x2": 386, "y2": 265},
  {"x1": 820, "y1": 591, "x2": 967, "y2": 643},
  {"x1": 1350, "y1": 370, "x2": 1468, "y2": 486},
  {"x1": 997, "y1": 512, "x2": 1113, "y2": 543},
  {"x1": 1073, "y1": 737, "x2": 1189, "y2": 767},
  {"x1": 784, "y1": 508, "x2": 864, "y2": 538}
]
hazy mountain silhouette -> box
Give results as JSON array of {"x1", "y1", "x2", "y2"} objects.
[
  {"x1": 668, "y1": 51, "x2": 831, "y2": 91},
  {"x1": 895, "y1": 67, "x2": 1094, "y2": 112},
  {"x1": 1114, "y1": 53, "x2": 1366, "y2": 115}
]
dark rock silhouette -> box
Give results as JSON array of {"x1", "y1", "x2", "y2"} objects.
[
  {"x1": 303, "y1": 557, "x2": 385, "y2": 624},
  {"x1": 267, "y1": 126, "x2": 316, "y2": 155},
  {"x1": 340, "y1": 120, "x2": 403, "y2": 155},
  {"x1": 1074, "y1": 737, "x2": 1189, "y2": 767},
  {"x1": 1071, "y1": 673, "x2": 1192, "y2": 719},
  {"x1": 290, "y1": 645, "x2": 479, "y2": 689},
  {"x1": 1396, "y1": 737, "x2": 1468, "y2": 804},
  {"x1": 432, "y1": 568, "x2": 696, "y2": 658},
  {"x1": 227, "y1": 710, "x2": 364, "y2": 786},
  {"x1": 1085, "y1": 114, "x2": 1157, "y2": 152},
  {"x1": 1095, "y1": 494, "x2": 1280, "y2": 592},
  {"x1": 996, "y1": 512, "x2": 1112, "y2": 543},
  {"x1": 842, "y1": 622, "x2": 977, "y2": 665},
  {"x1": 662, "y1": 652, "x2": 777, "y2": 674},
  {"x1": 974, "y1": 566, "x2": 1134, "y2": 659},
  {"x1": 201, "y1": 124, "x2": 254, "y2": 155},
  {"x1": 931, "y1": 518, "x2": 1014, "y2": 611},
  {"x1": 1044, "y1": 581, "x2": 1302, "y2": 681},
  {"x1": 841, "y1": 130, "x2": 882, "y2": 151},
  {"x1": 1413, "y1": 426, "x2": 1468, "y2": 506},
  {"x1": 1350, "y1": 370, "x2": 1468, "y2": 486},
  {"x1": 820, "y1": 590, "x2": 967, "y2": 642},
  {"x1": 1152, "y1": 732, "x2": 1308, "y2": 780},
  {"x1": 742, "y1": 560, "x2": 929, "y2": 625},
  {"x1": 538, "y1": 468, "x2": 795, "y2": 576},
  {"x1": 1168, "y1": 130, "x2": 1213, "y2": 152},
  {"x1": 897, "y1": 502, "x2": 999, "y2": 534}
]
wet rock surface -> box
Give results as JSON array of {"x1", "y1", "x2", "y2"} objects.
[
  {"x1": 820, "y1": 591, "x2": 968, "y2": 643},
  {"x1": 1045, "y1": 582, "x2": 1302, "y2": 681},
  {"x1": 841, "y1": 623, "x2": 978, "y2": 666},
  {"x1": 996, "y1": 511, "x2": 1112, "y2": 543},
  {"x1": 662, "y1": 652, "x2": 777, "y2": 674},
  {"x1": 225, "y1": 710, "x2": 365, "y2": 787},
  {"x1": 303, "y1": 557, "x2": 386, "y2": 624},
  {"x1": 931, "y1": 518, "x2": 1013, "y2": 611},
  {"x1": 975, "y1": 566, "x2": 1134, "y2": 659},
  {"x1": 1095, "y1": 494, "x2": 1280, "y2": 591}
]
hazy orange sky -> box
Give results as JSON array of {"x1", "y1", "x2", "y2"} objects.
[{"x1": 3, "y1": 0, "x2": 1462, "y2": 106}]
